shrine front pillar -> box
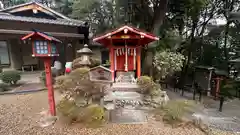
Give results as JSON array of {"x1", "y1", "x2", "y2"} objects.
[
  {"x1": 110, "y1": 47, "x2": 115, "y2": 81},
  {"x1": 124, "y1": 45, "x2": 128, "y2": 72},
  {"x1": 137, "y1": 47, "x2": 141, "y2": 78}
]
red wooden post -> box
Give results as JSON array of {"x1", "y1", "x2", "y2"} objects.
[
  {"x1": 137, "y1": 47, "x2": 141, "y2": 78},
  {"x1": 110, "y1": 47, "x2": 115, "y2": 81},
  {"x1": 44, "y1": 58, "x2": 56, "y2": 116},
  {"x1": 215, "y1": 77, "x2": 223, "y2": 100}
]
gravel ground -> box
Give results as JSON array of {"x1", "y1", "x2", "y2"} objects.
[{"x1": 0, "y1": 91, "x2": 209, "y2": 135}]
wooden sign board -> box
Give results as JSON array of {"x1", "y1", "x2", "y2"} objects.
[{"x1": 89, "y1": 65, "x2": 113, "y2": 83}]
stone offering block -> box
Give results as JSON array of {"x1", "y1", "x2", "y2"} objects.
[
  {"x1": 110, "y1": 109, "x2": 147, "y2": 124},
  {"x1": 89, "y1": 65, "x2": 113, "y2": 82}
]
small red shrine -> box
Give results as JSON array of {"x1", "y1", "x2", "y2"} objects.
[{"x1": 93, "y1": 25, "x2": 159, "y2": 81}]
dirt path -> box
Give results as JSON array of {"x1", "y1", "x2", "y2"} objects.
[{"x1": 0, "y1": 91, "x2": 206, "y2": 135}]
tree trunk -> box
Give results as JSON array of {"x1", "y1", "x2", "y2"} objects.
[
  {"x1": 142, "y1": 0, "x2": 169, "y2": 76},
  {"x1": 150, "y1": 0, "x2": 169, "y2": 35},
  {"x1": 224, "y1": 21, "x2": 230, "y2": 63},
  {"x1": 180, "y1": 16, "x2": 199, "y2": 88},
  {"x1": 223, "y1": 0, "x2": 235, "y2": 71}
]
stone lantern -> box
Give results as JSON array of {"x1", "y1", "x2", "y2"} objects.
[{"x1": 77, "y1": 44, "x2": 93, "y2": 67}]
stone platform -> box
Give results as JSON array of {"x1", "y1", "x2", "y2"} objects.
[{"x1": 104, "y1": 83, "x2": 147, "y2": 124}]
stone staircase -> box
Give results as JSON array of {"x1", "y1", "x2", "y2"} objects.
[
  {"x1": 110, "y1": 82, "x2": 139, "y2": 91},
  {"x1": 115, "y1": 71, "x2": 137, "y2": 84}
]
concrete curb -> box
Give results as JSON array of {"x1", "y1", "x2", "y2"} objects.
[{"x1": 0, "y1": 88, "x2": 46, "y2": 95}]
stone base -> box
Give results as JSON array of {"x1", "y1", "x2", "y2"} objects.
[{"x1": 110, "y1": 109, "x2": 147, "y2": 124}]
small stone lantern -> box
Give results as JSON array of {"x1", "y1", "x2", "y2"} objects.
[{"x1": 77, "y1": 44, "x2": 93, "y2": 67}]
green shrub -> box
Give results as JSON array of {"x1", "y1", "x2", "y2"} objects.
[
  {"x1": 0, "y1": 70, "x2": 21, "y2": 85},
  {"x1": 72, "y1": 57, "x2": 81, "y2": 70},
  {"x1": 57, "y1": 97, "x2": 81, "y2": 124},
  {"x1": 57, "y1": 98, "x2": 106, "y2": 126},
  {"x1": 54, "y1": 67, "x2": 102, "y2": 104},
  {"x1": 90, "y1": 58, "x2": 101, "y2": 68},
  {"x1": 55, "y1": 67, "x2": 106, "y2": 126},
  {"x1": 153, "y1": 50, "x2": 185, "y2": 80},
  {"x1": 137, "y1": 76, "x2": 161, "y2": 97},
  {"x1": 54, "y1": 75, "x2": 68, "y2": 93},
  {"x1": 69, "y1": 68, "x2": 90, "y2": 80},
  {"x1": 81, "y1": 104, "x2": 105, "y2": 127},
  {"x1": 156, "y1": 100, "x2": 194, "y2": 125},
  {"x1": 0, "y1": 83, "x2": 9, "y2": 92}
]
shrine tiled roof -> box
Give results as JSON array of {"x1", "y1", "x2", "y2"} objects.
[{"x1": 0, "y1": 12, "x2": 84, "y2": 26}]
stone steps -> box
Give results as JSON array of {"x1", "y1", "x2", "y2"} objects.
[{"x1": 108, "y1": 83, "x2": 140, "y2": 92}]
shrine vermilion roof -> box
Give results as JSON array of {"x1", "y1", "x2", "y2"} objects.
[{"x1": 93, "y1": 25, "x2": 159, "y2": 47}]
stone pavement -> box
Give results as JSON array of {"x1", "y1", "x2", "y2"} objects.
[
  {"x1": 165, "y1": 88, "x2": 240, "y2": 133},
  {"x1": 110, "y1": 109, "x2": 147, "y2": 124},
  {"x1": 19, "y1": 71, "x2": 42, "y2": 83}
]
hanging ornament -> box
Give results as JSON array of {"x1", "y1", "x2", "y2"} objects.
[
  {"x1": 122, "y1": 48, "x2": 125, "y2": 55},
  {"x1": 116, "y1": 49, "x2": 119, "y2": 56},
  {"x1": 119, "y1": 48, "x2": 122, "y2": 55}
]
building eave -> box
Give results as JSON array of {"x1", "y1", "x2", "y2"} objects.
[
  {"x1": 0, "y1": 2, "x2": 68, "y2": 20},
  {"x1": 0, "y1": 2, "x2": 85, "y2": 26},
  {"x1": 0, "y1": 29, "x2": 84, "y2": 38},
  {"x1": 0, "y1": 13, "x2": 84, "y2": 27}
]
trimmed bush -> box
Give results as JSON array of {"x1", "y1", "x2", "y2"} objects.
[
  {"x1": 57, "y1": 97, "x2": 81, "y2": 124},
  {"x1": 0, "y1": 83, "x2": 9, "y2": 92},
  {"x1": 55, "y1": 67, "x2": 107, "y2": 126},
  {"x1": 137, "y1": 76, "x2": 161, "y2": 97},
  {"x1": 90, "y1": 58, "x2": 101, "y2": 68},
  {"x1": 54, "y1": 75, "x2": 68, "y2": 93},
  {"x1": 0, "y1": 70, "x2": 21, "y2": 85},
  {"x1": 154, "y1": 100, "x2": 194, "y2": 126},
  {"x1": 54, "y1": 67, "x2": 102, "y2": 104},
  {"x1": 81, "y1": 104, "x2": 105, "y2": 127},
  {"x1": 57, "y1": 98, "x2": 106, "y2": 126},
  {"x1": 69, "y1": 67, "x2": 90, "y2": 80}
]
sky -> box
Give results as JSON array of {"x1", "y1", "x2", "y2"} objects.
[{"x1": 214, "y1": 18, "x2": 227, "y2": 25}]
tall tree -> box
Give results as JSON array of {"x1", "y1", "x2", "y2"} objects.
[{"x1": 54, "y1": 0, "x2": 73, "y2": 16}]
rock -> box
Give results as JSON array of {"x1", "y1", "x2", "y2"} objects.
[
  {"x1": 104, "y1": 103, "x2": 115, "y2": 110},
  {"x1": 104, "y1": 91, "x2": 115, "y2": 102},
  {"x1": 38, "y1": 111, "x2": 57, "y2": 127},
  {"x1": 152, "y1": 91, "x2": 169, "y2": 105},
  {"x1": 151, "y1": 103, "x2": 159, "y2": 108}
]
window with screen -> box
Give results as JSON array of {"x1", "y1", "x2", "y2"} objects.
[
  {"x1": 51, "y1": 43, "x2": 57, "y2": 54},
  {"x1": 35, "y1": 40, "x2": 48, "y2": 54},
  {"x1": 0, "y1": 41, "x2": 10, "y2": 65}
]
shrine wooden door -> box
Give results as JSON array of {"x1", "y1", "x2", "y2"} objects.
[
  {"x1": 115, "y1": 48, "x2": 135, "y2": 71},
  {"x1": 115, "y1": 48, "x2": 125, "y2": 71}
]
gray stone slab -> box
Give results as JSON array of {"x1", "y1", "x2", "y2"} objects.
[
  {"x1": 110, "y1": 109, "x2": 147, "y2": 124},
  {"x1": 104, "y1": 91, "x2": 142, "y2": 101}
]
